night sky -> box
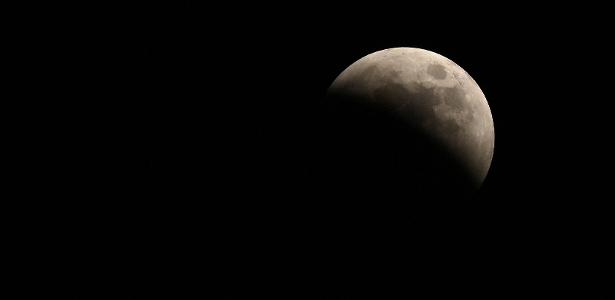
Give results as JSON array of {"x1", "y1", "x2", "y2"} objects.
[{"x1": 69, "y1": 1, "x2": 613, "y2": 299}]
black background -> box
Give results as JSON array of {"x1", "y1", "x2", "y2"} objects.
[{"x1": 67, "y1": 1, "x2": 613, "y2": 299}]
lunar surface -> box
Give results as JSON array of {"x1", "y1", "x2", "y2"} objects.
[{"x1": 325, "y1": 48, "x2": 494, "y2": 196}]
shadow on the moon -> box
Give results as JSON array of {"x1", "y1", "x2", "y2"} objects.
[{"x1": 309, "y1": 90, "x2": 480, "y2": 223}]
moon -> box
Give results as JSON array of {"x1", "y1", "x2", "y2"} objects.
[{"x1": 325, "y1": 48, "x2": 494, "y2": 197}]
